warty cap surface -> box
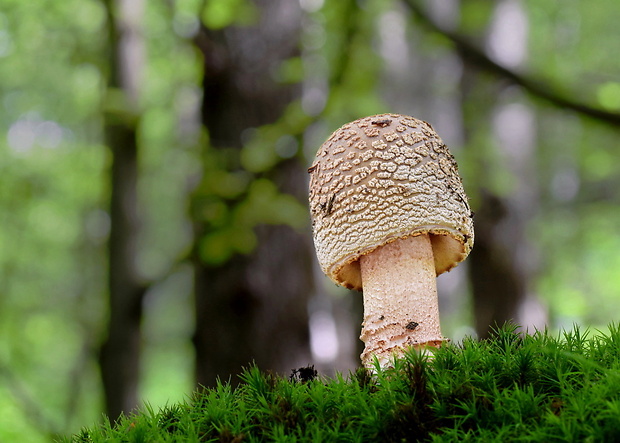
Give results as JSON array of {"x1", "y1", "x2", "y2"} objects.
[{"x1": 308, "y1": 114, "x2": 474, "y2": 290}]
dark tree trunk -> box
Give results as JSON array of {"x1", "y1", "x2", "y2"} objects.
[
  {"x1": 99, "y1": 0, "x2": 145, "y2": 421},
  {"x1": 100, "y1": 124, "x2": 145, "y2": 419},
  {"x1": 192, "y1": 0, "x2": 313, "y2": 386},
  {"x1": 468, "y1": 191, "x2": 525, "y2": 338},
  {"x1": 193, "y1": 224, "x2": 314, "y2": 385}
]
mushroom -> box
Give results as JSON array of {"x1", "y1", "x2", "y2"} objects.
[{"x1": 308, "y1": 113, "x2": 474, "y2": 368}]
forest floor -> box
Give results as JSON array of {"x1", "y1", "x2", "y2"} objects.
[{"x1": 61, "y1": 324, "x2": 620, "y2": 442}]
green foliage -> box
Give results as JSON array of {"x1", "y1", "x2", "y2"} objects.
[
  {"x1": 0, "y1": 0, "x2": 199, "y2": 439},
  {"x1": 201, "y1": 0, "x2": 258, "y2": 30},
  {"x1": 597, "y1": 82, "x2": 620, "y2": 111},
  {"x1": 459, "y1": 0, "x2": 495, "y2": 37},
  {"x1": 63, "y1": 324, "x2": 620, "y2": 442}
]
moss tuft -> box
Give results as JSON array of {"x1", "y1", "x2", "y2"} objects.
[{"x1": 60, "y1": 323, "x2": 620, "y2": 442}]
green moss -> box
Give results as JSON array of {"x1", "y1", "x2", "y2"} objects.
[{"x1": 61, "y1": 324, "x2": 620, "y2": 442}]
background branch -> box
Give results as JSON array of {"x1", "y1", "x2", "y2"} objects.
[
  {"x1": 402, "y1": 0, "x2": 620, "y2": 126},
  {"x1": 0, "y1": 359, "x2": 58, "y2": 437}
]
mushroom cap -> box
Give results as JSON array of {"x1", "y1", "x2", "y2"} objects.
[{"x1": 308, "y1": 113, "x2": 474, "y2": 291}]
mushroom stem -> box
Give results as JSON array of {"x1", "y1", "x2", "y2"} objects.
[{"x1": 359, "y1": 234, "x2": 444, "y2": 368}]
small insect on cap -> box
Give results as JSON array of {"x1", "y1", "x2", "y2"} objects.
[{"x1": 308, "y1": 113, "x2": 474, "y2": 291}]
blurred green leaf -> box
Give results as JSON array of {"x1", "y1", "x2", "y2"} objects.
[
  {"x1": 235, "y1": 179, "x2": 307, "y2": 230},
  {"x1": 274, "y1": 57, "x2": 305, "y2": 84},
  {"x1": 198, "y1": 226, "x2": 257, "y2": 265},
  {"x1": 597, "y1": 82, "x2": 620, "y2": 111},
  {"x1": 459, "y1": 0, "x2": 495, "y2": 35},
  {"x1": 201, "y1": 0, "x2": 257, "y2": 30}
]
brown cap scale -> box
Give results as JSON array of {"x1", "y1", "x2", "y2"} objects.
[{"x1": 308, "y1": 113, "x2": 474, "y2": 367}]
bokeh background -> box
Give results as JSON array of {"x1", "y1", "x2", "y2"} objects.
[{"x1": 1, "y1": 0, "x2": 620, "y2": 440}]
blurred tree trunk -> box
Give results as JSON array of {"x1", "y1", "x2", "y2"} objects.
[
  {"x1": 192, "y1": 0, "x2": 313, "y2": 387},
  {"x1": 457, "y1": 0, "x2": 534, "y2": 338},
  {"x1": 467, "y1": 190, "x2": 525, "y2": 337},
  {"x1": 99, "y1": 0, "x2": 146, "y2": 420},
  {"x1": 460, "y1": 62, "x2": 525, "y2": 340}
]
